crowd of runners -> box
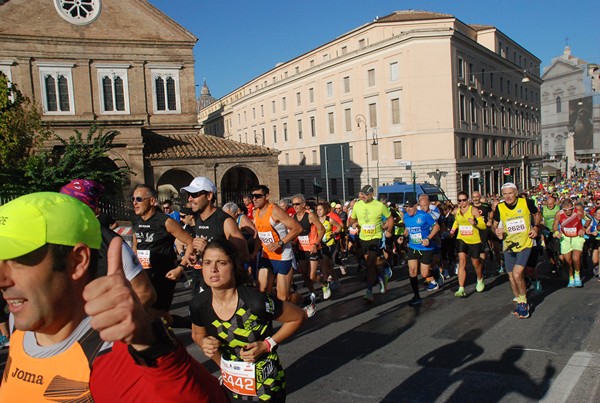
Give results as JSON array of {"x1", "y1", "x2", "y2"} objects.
[{"x1": 2, "y1": 172, "x2": 600, "y2": 401}]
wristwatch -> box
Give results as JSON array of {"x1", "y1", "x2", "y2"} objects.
[
  {"x1": 128, "y1": 318, "x2": 178, "y2": 367},
  {"x1": 277, "y1": 240, "x2": 284, "y2": 247}
]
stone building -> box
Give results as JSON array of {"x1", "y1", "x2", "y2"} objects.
[
  {"x1": 199, "y1": 10, "x2": 543, "y2": 200},
  {"x1": 0, "y1": 0, "x2": 279, "y2": 209},
  {"x1": 541, "y1": 45, "x2": 600, "y2": 175}
]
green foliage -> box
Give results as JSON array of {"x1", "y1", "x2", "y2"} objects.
[
  {"x1": 0, "y1": 73, "x2": 51, "y2": 190},
  {"x1": 0, "y1": 73, "x2": 132, "y2": 195},
  {"x1": 24, "y1": 126, "x2": 133, "y2": 193}
]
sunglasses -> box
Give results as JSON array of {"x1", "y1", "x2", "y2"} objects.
[
  {"x1": 188, "y1": 190, "x2": 208, "y2": 198},
  {"x1": 180, "y1": 214, "x2": 187, "y2": 219},
  {"x1": 292, "y1": 202, "x2": 303, "y2": 206},
  {"x1": 251, "y1": 194, "x2": 265, "y2": 199},
  {"x1": 131, "y1": 196, "x2": 151, "y2": 203},
  {"x1": 458, "y1": 198, "x2": 468, "y2": 202}
]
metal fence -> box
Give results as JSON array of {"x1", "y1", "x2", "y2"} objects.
[{"x1": 1, "y1": 191, "x2": 134, "y2": 221}]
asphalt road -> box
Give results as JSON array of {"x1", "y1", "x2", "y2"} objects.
[{"x1": 3, "y1": 256, "x2": 600, "y2": 403}]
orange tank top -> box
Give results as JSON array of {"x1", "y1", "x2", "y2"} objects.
[
  {"x1": 0, "y1": 328, "x2": 104, "y2": 402},
  {"x1": 254, "y1": 203, "x2": 283, "y2": 260}
]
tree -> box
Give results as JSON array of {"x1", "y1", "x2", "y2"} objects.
[
  {"x1": 25, "y1": 126, "x2": 133, "y2": 193},
  {"x1": 0, "y1": 73, "x2": 51, "y2": 191}
]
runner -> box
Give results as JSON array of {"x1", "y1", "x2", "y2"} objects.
[
  {"x1": 132, "y1": 184, "x2": 195, "y2": 321},
  {"x1": 190, "y1": 240, "x2": 305, "y2": 402},
  {"x1": 450, "y1": 191, "x2": 487, "y2": 297},
  {"x1": 316, "y1": 201, "x2": 343, "y2": 299},
  {"x1": 251, "y1": 185, "x2": 306, "y2": 313},
  {"x1": 402, "y1": 197, "x2": 441, "y2": 306},
  {"x1": 552, "y1": 199, "x2": 589, "y2": 287},
  {"x1": 349, "y1": 185, "x2": 393, "y2": 302},
  {"x1": 0, "y1": 192, "x2": 227, "y2": 402},
  {"x1": 493, "y1": 183, "x2": 541, "y2": 319},
  {"x1": 471, "y1": 191, "x2": 494, "y2": 268},
  {"x1": 292, "y1": 194, "x2": 325, "y2": 304},
  {"x1": 539, "y1": 195, "x2": 561, "y2": 272},
  {"x1": 417, "y1": 194, "x2": 444, "y2": 290},
  {"x1": 181, "y1": 177, "x2": 250, "y2": 295}
]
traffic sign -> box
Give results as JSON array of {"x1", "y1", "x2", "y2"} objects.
[{"x1": 503, "y1": 167, "x2": 511, "y2": 176}]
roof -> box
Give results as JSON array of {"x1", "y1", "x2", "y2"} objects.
[
  {"x1": 143, "y1": 131, "x2": 280, "y2": 160},
  {"x1": 469, "y1": 24, "x2": 495, "y2": 31},
  {"x1": 376, "y1": 10, "x2": 453, "y2": 22}
]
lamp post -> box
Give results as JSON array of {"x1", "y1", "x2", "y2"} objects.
[
  {"x1": 356, "y1": 114, "x2": 369, "y2": 186},
  {"x1": 372, "y1": 128, "x2": 379, "y2": 189},
  {"x1": 427, "y1": 168, "x2": 448, "y2": 188}
]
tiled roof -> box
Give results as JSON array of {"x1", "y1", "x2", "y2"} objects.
[
  {"x1": 143, "y1": 131, "x2": 280, "y2": 159},
  {"x1": 470, "y1": 24, "x2": 495, "y2": 31},
  {"x1": 376, "y1": 10, "x2": 454, "y2": 22}
]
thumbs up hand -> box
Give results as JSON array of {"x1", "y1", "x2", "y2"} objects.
[{"x1": 83, "y1": 237, "x2": 154, "y2": 348}]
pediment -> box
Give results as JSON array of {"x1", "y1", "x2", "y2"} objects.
[
  {"x1": 542, "y1": 59, "x2": 582, "y2": 79},
  {"x1": 0, "y1": 0, "x2": 196, "y2": 44}
]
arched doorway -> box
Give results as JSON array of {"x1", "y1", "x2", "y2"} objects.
[
  {"x1": 220, "y1": 166, "x2": 259, "y2": 207},
  {"x1": 157, "y1": 169, "x2": 194, "y2": 205}
]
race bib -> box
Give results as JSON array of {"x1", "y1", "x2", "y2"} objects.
[
  {"x1": 361, "y1": 224, "x2": 376, "y2": 236},
  {"x1": 505, "y1": 217, "x2": 526, "y2": 234},
  {"x1": 459, "y1": 225, "x2": 474, "y2": 236},
  {"x1": 563, "y1": 227, "x2": 578, "y2": 237},
  {"x1": 258, "y1": 231, "x2": 275, "y2": 245},
  {"x1": 298, "y1": 235, "x2": 310, "y2": 246},
  {"x1": 137, "y1": 250, "x2": 151, "y2": 269},
  {"x1": 409, "y1": 228, "x2": 422, "y2": 244},
  {"x1": 221, "y1": 358, "x2": 257, "y2": 396}
]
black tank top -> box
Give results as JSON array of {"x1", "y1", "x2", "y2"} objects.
[
  {"x1": 194, "y1": 209, "x2": 233, "y2": 243},
  {"x1": 134, "y1": 212, "x2": 176, "y2": 270},
  {"x1": 295, "y1": 212, "x2": 311, "y2": 236}
]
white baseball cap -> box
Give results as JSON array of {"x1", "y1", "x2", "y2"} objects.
[{"x1": 180, "y1": 177, "x2": 217, "y2": 194}]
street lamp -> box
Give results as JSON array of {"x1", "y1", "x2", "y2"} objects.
[
  {"x1": 427, "y1": 168, "x2": 448, "y2": 188},
  {"x1": 356, "y1": 114, "x2": 369, "y2": 186},
  {"x1": 372, "y1": 128, "x2": 379, "y2": 189}
]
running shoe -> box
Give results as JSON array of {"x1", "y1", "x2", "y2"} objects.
[
  {"x1": 567, "y1": 278, "x2": 575, "y2": 288},
  {"x1": 454, "y1": 263, "x2": 459, "y2": 275},
  {"x1": 339, "y1": 265, "x2": 347, "y2": 276},
  {"x1": 408, "y1": 296, "x2": 422, "y2": 306},
  {"x1": 379, "y1": 277, "x2": 387, "y2": 294},
  {"x1": 426, "y1": 281, "x2": 439, "y2": 291},
  {"x1": 497, "y1": 266, "x2": 505, "y2": 274},
  {"x1": 442, "y1": 269, "x2": 450, "y2": 279},
  {"x1": 322, "y1": 283, "x2": 332, "y2": 300},
  {"x1": 437, "y1": 272, "x2": 445, "y2": 288},
  {"x1": 303, "y1": 297, "x2": 317, "y2": 318},
  {"x1": 512, "y1": 296, "x2": 518, "y2": 303},
  {"x1": 574, "y1": 274, "x2": 583, "y2": 288},
  {"x1": 475, "y1": 278, "x2": 485, "y2": 292},
  {"x1": 363, "y1": 289, "x2": 374, "y2": 302},
  {"x1": 454, "y1": 288, "x2": 466, "y2": 298},
  {"x1": 329, "y1": 280, "x2": 341, "y2": 291},
  {"x1": 594, "y1": 266, "x2": 600, "y2": 276},
  {"x1": 532, "y1": 280, "x2": 543, "y2": 293},
  {"x1": 0, "y1": 335, "x2": 9, "y2": 348},
  {"x1": 515, "y1": 302, "x2": 530, "y2": 319}
]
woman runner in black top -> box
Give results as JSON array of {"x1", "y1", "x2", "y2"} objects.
[{"x1": 190, "y1": 240, "x2": 305, "y2": 402}]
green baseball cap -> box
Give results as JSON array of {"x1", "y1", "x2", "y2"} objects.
[{"x1": 0, "y1": 192, "x2": 101, "y2": 260}]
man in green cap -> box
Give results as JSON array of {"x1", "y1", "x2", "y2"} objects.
[{"x1": 0, "y1": 192, "x2": 227, "y2": 401}]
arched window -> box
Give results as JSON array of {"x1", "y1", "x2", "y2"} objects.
[{"x1": 556, "y1": 96, "x2": 562, "y2": 113}]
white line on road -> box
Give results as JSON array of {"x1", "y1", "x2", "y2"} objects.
[{"x1": 539, "y1": 352, "x2": 598, "y2": 403}]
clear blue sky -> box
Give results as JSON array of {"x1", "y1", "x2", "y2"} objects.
[{"x1": 149, "y1": 0, "x2": 598, "y2": 100}]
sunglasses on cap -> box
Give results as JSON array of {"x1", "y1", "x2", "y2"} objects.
[
  {"x1": 251, "y1": 193, "x2": 265, "y2": 199},
  {"x1": 131, "y1": 196, "x2": 151, "y2": 203},
  {"x1": 188, "y1": 190, "x2": 208, "y2": 198}
]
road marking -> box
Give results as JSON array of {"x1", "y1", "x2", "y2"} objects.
[{"x1": 540, "y1": 352, "x2": 597, "y2": 403}]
